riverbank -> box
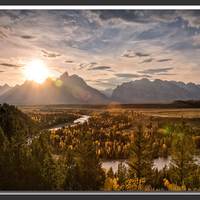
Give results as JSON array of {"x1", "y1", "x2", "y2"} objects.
[{"x1": 48, "y1": 115, "x2": 91, "y2": 130}]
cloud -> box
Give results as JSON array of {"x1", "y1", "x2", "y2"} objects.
[
  {"x1": 115, "y1": 73, "x2": 152, "y2": 78},
  {"x1": 121, "y1": 50, "x2": 149, "y2": 58},
  {"x1": 135, "y1": 52, "x2": 150, "y2": 57},
  {"x1": 146, "y1": 10, "x2": 178, "y2": 23},
  {"x1": 86, "y1": 77, "x2": 124, "y2": 89},
  {"x1": 156, "y1": 73, "x2": 176, "y2": 76},
  {"x1": 108, "y1": 69, "x2": 116, "y2": 72},
  {"x1": 78, "y1": 63, "x2": 87, "y2": 70},
  {"x1": 71, "y1": 43, "x2": 78, "y2": 48},
  {"x1": 93, "y1": 73, "x2": 107, "y2": 76},
  {"x1": 39, "y1": 49, "x2": 62, "y2": 59},
  {"x1": 0, "y1": 26, "x2": 13, "y2": 41},
  {"x1": 92, "y1": 10, "x2": 150, "y2": 24},
  {"x1": 85, "y1": 79, "x2": 102, "y2": 83},
  {"x1": 92, "y1": 10, "x2": 178, "y2": 24},
  {"x1": 138, "y1": 58, "x2": 153, "y2": 64},
  {"x1": 0, "y1": 63, "x2": 21, "y2": 68},
  {"x1": 20, "y1": 35, "x2": 35, "y2": 39},
  {"x1": 73, "y1": 62, "x2": 98, "y2": 70},
  {"x1": 192, "y1": 32, "x2": 200, "y2": 46},
  {"x1": 65, "y1": 60, "x2": 74, "y2": 63},
  {"x1": 193, "y1": 42, "x2": 200, "y2": 46},
  {"x1": 90, "y1": 62, "x2": 98, "y2": 65},
  {"x1": 137, "y1": 67, "x2": 173, "y2": 74},
  {"x1": 88, "y1": 66, "x2": 111, "y2": 70},
  {"x1": 157, "y1": 59, "x2": 172, "y2": 62},
  {"x1": 177, "y1": 10, "x2": 200, "y2": 28},
  {"x1": 0, "y1": 31, "x2": 7, "y2": 41}
]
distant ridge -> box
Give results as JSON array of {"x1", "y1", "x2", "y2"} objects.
[
  {"x1": 111, "y1": 78, "x2": 200, "y2": 103},
  {"x1": 1, "y1": 76, "x2": 200, "y2": 104},
  {"x1": 99, "y1": 88, "x2": 113, "y2": 98},
  {"x1": 0, "y1": 84, "x2": 12, "y2": 96}
]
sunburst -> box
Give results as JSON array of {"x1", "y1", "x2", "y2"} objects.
[{"x1": 24, "y1": 59, "x2": 49, "y2": 83}]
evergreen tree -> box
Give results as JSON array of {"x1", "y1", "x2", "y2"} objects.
[
  {"x1": 54, "y1": 138, "x2": 76, "y2": 190},
  {"x1": 127, "y1": 123, "x2": 153, "y2": 185},
  {"x1": 30, "y1": 133, "x2": 56, "y2": 190},
  {"x1": 0, "y1": 126, "x2": 15, "y2": 190},
  {"x1": 74, "y1": 132, "x2": 106, "y2": 190},
  {"x1": 169, "y1": 131, "x2": 198, "y2": 189},
  {"x1": 117, "y1": 162, "x2": 128, "y2": 187}
]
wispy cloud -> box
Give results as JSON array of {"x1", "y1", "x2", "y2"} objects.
[
  {"x1": 1, "y1": 9, "x2": 200, "y2": 88},
  {"x1": 88, "y1": 66, "x2": 111, "y2": 70},
  {"x1": 65, "y1": 60, "x2": 74, "y2": 64},
  {"x1": 20, "y1": 35, "x2": 36, "y2": 40},
  {"x1": 157, "y1": 73, "x2": 176, "y2": 76},
  {"x1": 115, "y1": 73, "x2": 152, "y2": 78},
  {"x1": 93, "y1": 73, "x2": 107, "y2": 76},
  {"x1": 157, "y1": 59, "x2": 172, "y2": 62},
  {"x1": 39, "y1": 49, "x2": 62, "y2": 59},
  {"x1": 138, "y1": 58, "x2": 153, "y2": 64},
  {"x1": 177, "y1": 10, "x2": 200, "y2": 28},
  {"x1": 0, "y1": 63, "x2": 21, "y2": 68},
  {"x1": 137, "y1": 67, "x2": 173, "y2": 74},
  {"x1": 193, "y1": 42, "x2": 200, "y2": 46},
  {"x1": 0, "y1": 26, "x2": 13, "y2": 41},
  {"x1": 92, "y1": 10, "x2": 178, "y2": 24},
  {"x1": 121, "y1": 50, "x2": 150, "y2": 58},
  {"x1": 192, "y1": 32, "x2": 200, "y2": 46},
  {"x1": 74, "y1": 62, "x2": 98, "y2": 70}
]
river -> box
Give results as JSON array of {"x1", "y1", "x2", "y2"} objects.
[
  {"x1": 50, "y1": 115, "x2": 200, "y2": 173},
  {"x1": 28, "y1": 115, "x2": 90, "y2": 145},
  {"x1": 48, "y1": 115, "x2": 91, "y2": 131},
  {"x1": 51, "y1": 154, "x2": 173, "y2": 173},
  {"x1": 101, "y1": 156, "x2": 172, "y2": 173}
]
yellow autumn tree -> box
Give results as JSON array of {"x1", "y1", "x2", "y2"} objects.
[
  {"x1": 122, "y1": 174, "x2": 146, "y2": 191},
  {"x1": 163, "y1": 179, "x2": 187, "y2": 191},
  {"x1": 162, "y1": 144, "x2": 168, "y2": 157},
  {"x1": 102, "y1": 175, "x2": 119, "y2": 191}
]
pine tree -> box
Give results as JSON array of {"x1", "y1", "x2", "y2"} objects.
[
  {"x1": 169, "y1": 131, "x2": 198, "y2": 189},
  {"x1": 127, "y1": 123, "x2": 153, "y2": 185},
  {"x1": 54, "y1": 137, "x2": 76, "y2": 190},
  {"x1": 117, "y1": 162, "x2": 128, "y2": 187},
  {"x1": 74, "y1": 132, "x2": 106, "y2": 190},
  {"x1": 0, "y1": 126, "x2": 14, "y2": 190}
]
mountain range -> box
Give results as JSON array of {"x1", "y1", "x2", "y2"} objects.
[
  {"x1": 99, "y1": 88, "x2": 113, "y2": 98},
  {"x1": 0, "y1": 71, "x2": 110, "y2": 104},
  {"x1": 0, "y1": 84, "x2": 12, "y2": 96},
  {"x1": 111, "y1": 78, "x2": 200, "y2": 103},
  {"x1": 1, "y1": 72, "x2": 200, "y2": 104}
]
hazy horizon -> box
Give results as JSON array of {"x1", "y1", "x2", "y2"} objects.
[{"x1": 1, "y1": 6, "x2": 200, "y2": 90}]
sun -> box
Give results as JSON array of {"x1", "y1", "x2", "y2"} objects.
[{"x1": 24, "y1": 60, "x2": 49, "y2": 83}]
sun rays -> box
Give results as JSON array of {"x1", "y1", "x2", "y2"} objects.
[{"x1": 24, "y1": 59, "x2": 49, "y2": 83}]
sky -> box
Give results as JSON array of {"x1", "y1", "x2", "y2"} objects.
[{"x1": 1, "y1": 6, "x2": 200, "y2": 90}]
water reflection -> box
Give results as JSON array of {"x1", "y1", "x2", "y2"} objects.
[
  {"x1": 101, "y1": 157, "x2": 172, "y2": 173},
  {"x1": 48, "y1": 115, "x2": 90, "y2": 131}
]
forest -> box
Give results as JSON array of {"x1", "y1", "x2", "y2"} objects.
[{"x1": 1, "y1": 103, "x2": 200, "y2": 191}]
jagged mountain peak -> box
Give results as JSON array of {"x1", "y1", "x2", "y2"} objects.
[
  {"x1": 2, "y1": 83, "x2": 10, "y2": 87},
  {"x1": 43, "y1": 77, "x2": 54, "y2": 85},
  {"x1": 59, "y1": 71, "x2": 69, "y2": 80},
  {"x1": 23, "y1": 79, "x2": 41, "y2": 86}
]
